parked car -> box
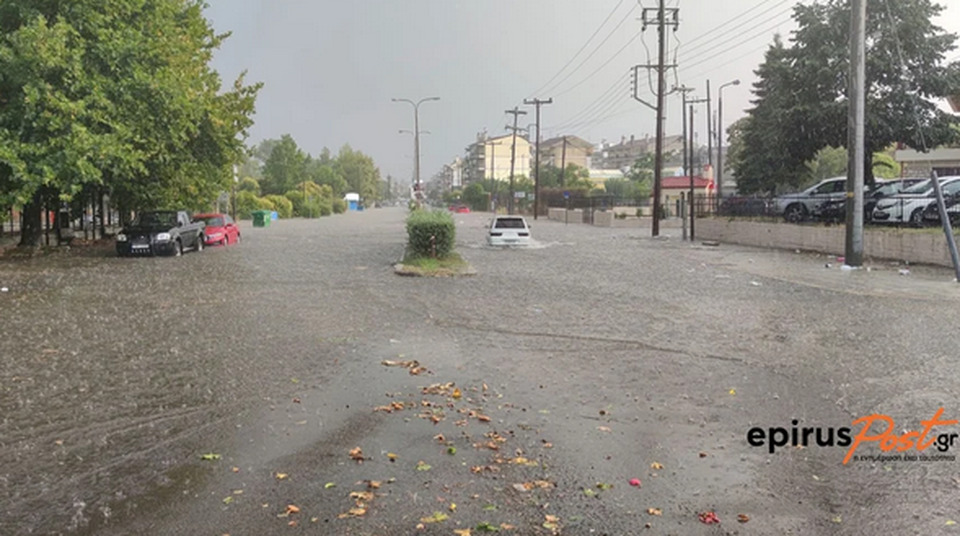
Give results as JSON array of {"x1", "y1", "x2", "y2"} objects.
[
  {"x1": 193, "y1": 213, "x2": 241, "y2": 246},
  {"x1": 116, "y1": 210, "x2": 205, "y2": 257},
  {"x1": 488, "y1": 215, "x2": 531, "y2": 246},
  {"x1": 872, "y1": 177, "x2": 960, "y2": 226},
  {"x1": 812, "y1": 178, "x2": 926, "y2": 223},
  {"x1": 774, "y1": 177, "x2": 847, "y2": 223},
  {"x1": 718, "y1": 196, "x2": 775, "y2": 218}
]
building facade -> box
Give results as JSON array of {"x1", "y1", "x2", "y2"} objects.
[
  {"x1": 462, "y1": 132, "x2": 531, "y2": 185},
  {"x1": 538, "y1": 135, "x2": 594, "y2": 170}
]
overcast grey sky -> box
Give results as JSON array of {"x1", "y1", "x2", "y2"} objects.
[{"x1": 203, "y1": 0, "x2": 960, "y2": 183}]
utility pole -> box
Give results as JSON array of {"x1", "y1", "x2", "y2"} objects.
[
  {"x1": 393, "y1": 97, "x2": 440, "y2": 209},
  {"x1": 505, "y1": 106, "x2": 527, "y2": 215},
  {"x1": 525, "y1": 98, "x2": 552, "y2": 219},
  {"x1": 559, "y1": 136, "x2": 568, "y2": 187},
  {"x1": 717, "y1": 79, "x2": 741, "y2": 201},
  {"x1": 635, "y1": 1, "x2": 680, "y2": 237},
  {"x1": 685, "y1": 95, "x2": 708, "y2": 239},
  {"x1": 844, "y1": 0, "x2": 865, "y2": 266},
  {"x1": 705, "y1": 79, "x2": 713, "y2": 168},
  {"x1": 689, "y1": 104, "x2": 696, "y2": 240}
]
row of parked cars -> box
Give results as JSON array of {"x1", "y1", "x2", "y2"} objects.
[
  {"x1": 115, "y1": 210, "x2": 241, "y2": 257},
  {"x1": 756, "y1": 176, "x2": 960, "y2": 226}
]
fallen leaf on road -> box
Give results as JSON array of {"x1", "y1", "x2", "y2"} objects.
[
  {"x1": 699, "y1": 452, "x2": 708, "y2": 458},
  {"x1": 231, "y1": 467, "x2": 240, "y2": 473},
  {"x1": 650, "y1": 462, "x2": 663, "y2": 470},
  {"x1": 200, "y1": 453, "x2": 221, "y2": 461},
  {"x1": 583, "y1": 488, "x2": 596, "y2": 497},
  {"x1": 452, "y1": 388, "x2": 463, "y2": 399},
  {"x1": 324, "y1": 482, "x2": 336, "y2": 489},
  {"x1": 448, "y1": 447, "x2": 457, "y2": 455},
  {"x1": 285, "y1": 505, "x2": 300, "y2": 514},
  {"x1": 366, "y1": 480, "x2": 381, "y2": 489},
  {"x1": 275, "y1": 473, "x2": 288, "y2": 480},
  {"x1": 729, "y1": 388, "x2": 736, "y2": 395},
  {"x1": 434, "y1": 433, "x2": 446, "y2": 442},
  {"x1": 543, "y1": 514, "x2": 561, "y2": 534},
  {"x1": 387, "y1": 452, "x2": 398, "y2": 461},
  {"x1": 629, "y1": 478, "x2": 642, "y2": 487},
  {"x1": 698, "y1": 511, "x2": 720, "y2": 524},
  {"x1": 500, "y1": 523, "x2": 515, "y2": 530},
  {"x1": 222, "y1": 496, "x2": 233, "y2": 504},
  {"x1": 337, "y1": 507, "x2": 367, "y2": 519},
  {"x1": 647, "y1": 508, "x2": 662, "y2": 516},
  {"x1": 417, "y1": 461, "x2": 432, "y2": 471},
  {"x1": 832, "y1": 516, "x2": 842, "y2": 524},
  {"x1": 349, "y1": 491, "x2": 374, "y2": 503},
  {"x1": 420, "y1": 511, "x2": 449, "y2": 524},
  {"x1": 349, "y1": 447, "x2": 364, "y2": 463},
  {"x1": 947, "y1": 520, "x2": 957, "y2": 526},
  {"x1": 597, "y1": 426, "x2": 611, "y2": 432},
  {"x1": 477, "y1": 414, "x2": 492, "y2": 422},
  {"x1": 596, "y1": 482, "x2": 613, "y2": 490},
  {"x1": 738, "y1": 514, "x2": 750, "y2": 523},
  {"x1": 476, "y1": 522, "x2": 499, "y2": 532},
  {"x1": 454, "y1": 529, "x2": 472, "y2": 536},
  {"x1": 449, "y1": 503, "x2": 457, "y2": 512}
]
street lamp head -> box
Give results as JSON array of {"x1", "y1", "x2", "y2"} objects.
[{"x1": 732, "y1": 79, "x2": 741, "y2": 86}]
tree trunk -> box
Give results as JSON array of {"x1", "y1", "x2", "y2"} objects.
[
  {"x1": 18, "y1": 192, "x2": 42, "y2": 248},
  {"x1": 99, "y1": 188, "x2": 106, "y2": 238},
  {"x1": 865, "y1": 152, "x2": 875, "y2": 187}
]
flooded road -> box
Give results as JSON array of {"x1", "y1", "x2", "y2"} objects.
[{"x1": 3, "y1": 208, "x2": 960, "y2": 534}]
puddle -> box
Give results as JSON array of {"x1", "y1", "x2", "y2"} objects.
[{"x1": 461, "y1": 239, "x2": 572, "y2": 250}]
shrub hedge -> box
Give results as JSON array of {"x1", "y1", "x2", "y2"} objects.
[{"x1": 406, "y1": 210, "x2": 455, "y2": 258}]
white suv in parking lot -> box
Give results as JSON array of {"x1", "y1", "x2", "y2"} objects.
[
  {"x1": 774, "y1": 177, "x2": 847, "y2": 223},
  {"x1": 488, "y1": 216, "x2": 531, "y2": 246}
]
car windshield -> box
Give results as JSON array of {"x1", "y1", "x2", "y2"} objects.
[
  {"x1": 901, "y1": 180, "x2": 932, "y2": 194},
  {"x1": 196, "y1": 216, "x2": 224, "y2": 227},
  {"x1": 134, "y1": 212, "x2": 178, "y2": 227},
  {"x1": 494, "y1": 218, "x2": 527, "y2": 229}
]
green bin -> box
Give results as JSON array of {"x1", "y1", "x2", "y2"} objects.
[{"x1": 252, "y1": 210, "x2": 271, "y2": 227}]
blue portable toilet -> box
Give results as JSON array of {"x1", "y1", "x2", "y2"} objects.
[
  {"x1": 270, "y1": 211, "x2": 278, "y2": 221},
  {"x1": 344, "y1": 193, "x2": 360, "y2": 211}
]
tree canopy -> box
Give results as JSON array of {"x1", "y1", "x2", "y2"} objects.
[
  {"x1": 730, "y1": 0, "x2": 960, "y2": 194},
  {"x1": 0, "y1": 0, "x2": 260, "y2": 245}
]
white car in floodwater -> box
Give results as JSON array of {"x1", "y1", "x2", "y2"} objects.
[{"x1": 488, "y1": 216, "x2": 531, "y2": 246}]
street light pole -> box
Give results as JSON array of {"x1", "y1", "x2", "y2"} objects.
[
  {"x1": 717, "y1": 79, "x2": 740, "y2": 202},
  {"x1": 393, "y1": 97, "x2": 440, "y2": 208}
]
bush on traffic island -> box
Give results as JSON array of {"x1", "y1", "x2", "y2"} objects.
[{"x1": 406, "y1": 210, "x2": 455, "y2": 259}]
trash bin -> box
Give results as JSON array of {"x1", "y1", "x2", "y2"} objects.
[
  {"x1": 270, "y1": 211, "x2": 278, "y2": 221},
  {"x1": 252, "y1": 210, "x2": 271, "y2": 227}
]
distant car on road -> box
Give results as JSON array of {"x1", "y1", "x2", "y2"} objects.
[
  {"x1": 488, "y1": 215, "x2": 531, "y2": 246},
  {"x1": 193, "y1": 213, "x2": 241, "y2": 246},
  {"x1": 116, "y1": 210, "x2": 205, "y2": 257}
]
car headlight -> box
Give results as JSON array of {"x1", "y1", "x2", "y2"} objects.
[
  {"x1": 116, "y1": 233, "x2": 128, "y2": 242},
  {"x1": 155, "y1": 232, "x2": 171, "y2": 241}
]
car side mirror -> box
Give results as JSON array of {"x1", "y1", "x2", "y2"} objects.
[{"x1": 177, "y1": 221, "x2": 184, "y2": 227}]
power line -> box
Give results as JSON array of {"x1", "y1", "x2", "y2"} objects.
[
  {"x1": 539, "y1": 2, "x2": 639, "y2": 96},
  {"x1": 675, "y1": 0, "x2": 791, "y2": 60},
  {"x1": 554, "y1": 31, "x2": 641, "y2": 98},
  {"x1": 680, "y1": 0, "x2": 785, "y2": 50},
  {"x1": 550, "y1": 74, "x2": 630, "y2": 130},
  {"x1": 528, "y1": 0, "x2": 628, "y2": 98},
  {"x1": 677, "y1": 6, "x2": 795, "y2": 72}
]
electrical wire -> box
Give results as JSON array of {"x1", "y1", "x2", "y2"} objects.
[
  {"x1": 678, "y1": 0, "x2": 785, "y2": 51},
  {"x1": 538, "y1": 2, "x2": 640, "y2": 96},
  {"x1": 528, "y1": 0, "x2": 628, "y2": 98},
  {"x1": 550, "y1": 74, "x2": 631, "y2": 130},
  {"x1": 554, "y1": 31, "x2": 641, "y2": 98},
  {"x1": 677, "y1": 5, "x2": 795, "y2": 72}
]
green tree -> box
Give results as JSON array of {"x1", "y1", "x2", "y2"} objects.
[
  {"x1": 461, "y1": 182, "x2": 488, "y2": 212},
  {"x1": 261, "y1": 134, "x2": 307, "y2": 195},
  {"x1": 335, "y1": 144, "x2": 381, "y2": 202},
  {"x1": 0, "y1": 0, "x2": 259, "y2": 245},
  {"x1": 538, "y1": 164, "x2": 593, "y2": 190},
  {"x1": 735, "y1": 1, "x2": 960, "y2": 194},
  {"x1": 238, "y1": 177, "x2": 261, "y2": 195}
]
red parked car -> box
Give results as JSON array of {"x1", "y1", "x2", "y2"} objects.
[
  {"x1": 193, "y1": 213, "x2": 241, "y2": 246},
  {"x1": 453, "y1": 205, "x2": 470, "y2": 213}
]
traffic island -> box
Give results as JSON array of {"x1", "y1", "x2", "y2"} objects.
[
  {"x1": 393, "y1": 252, "x2": 476, "y2": 277},
  {"x1": 395, "y1": 209, "x2": 475, "y2": 277}
]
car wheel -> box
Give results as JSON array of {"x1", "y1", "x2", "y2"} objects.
[
  {"x1": 784, "y1": 204, "x2": 806, "y2": 223},
  {"x1": 236, "y1": 233, "x2": 241, "y2": 244},
  {"x1": 222, "y1": 237, "x2": 228, "y2": 246},
  {"x1": 174, "y1": 239, "x2": 183, "y2": 257},
  {"x1": 196, "y1": 238, "x2": 204, "y2": 252},
  {"x1": 909, "y1": 208, "x2": 925, "y2": 227}
]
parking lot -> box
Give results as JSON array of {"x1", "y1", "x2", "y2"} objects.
[{"x1": 2, "y1": 207, "x2": 960, "y2": 534}]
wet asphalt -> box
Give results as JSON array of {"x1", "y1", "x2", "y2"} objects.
[{"x1": 2, "y1": 207, "x2": 960, "y2": 535}]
